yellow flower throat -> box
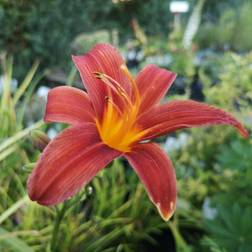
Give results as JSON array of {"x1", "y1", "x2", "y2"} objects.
[{"x1": 95, "y1": 65, "x2": 147, "y2": 153}]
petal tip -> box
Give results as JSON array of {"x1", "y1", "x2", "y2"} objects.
[
  {"x1": 156, "y1": 201, "x2": 176, "y2": 222},
  {"x1": 239, "y1": 126, "x2": 249, "y2": 139},
  {"x1": 27, "y1": 178, "x2": 60, "y2": 207}
]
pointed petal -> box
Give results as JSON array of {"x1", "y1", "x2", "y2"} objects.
[
  {"x1": 44, "y1": 86, "x2": 95, "y2": 125},
  {"x1": 136, "y1": 65, "x2": 176, "y2": 113},
  {"x1": 72, "y1": 43, "x2": 131, "y2": 119},
  {"x1": 125, "y1": 143, "x2": 176, "y2": 221},
  {"x1": 137, "y1": 100, "x2": 248, "y2": 140},
  {"x1": 28, "y1": 123, "x2": 120, "y2": 205}
]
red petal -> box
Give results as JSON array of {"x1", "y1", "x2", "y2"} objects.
[
  {"x1": 136, "y1": 65, "x2": 176, "y2": 113},
  {"x1": 138, "y1": 100, "x2": 248, "y2": 140},
  {"x1": 72, "y1": 43, "x2": 131, "y2": 119},
  {"x1": 28, "y1": 123, "x2": 120, "y2": 205},
  {"x1": 125, "y1": 143, "x2": 176, "y2": 221},
  {"x1": 44, "y1": 86, "x2": 95, "y2": 125}
]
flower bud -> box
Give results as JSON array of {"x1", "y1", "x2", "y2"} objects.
[{"x1": 30, "y1": 130, "x2": 50, "y2": 151}]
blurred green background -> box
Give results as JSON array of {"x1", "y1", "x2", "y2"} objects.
[{"x1": 0, "y1": 0, "x2": 251, "y2": 251}]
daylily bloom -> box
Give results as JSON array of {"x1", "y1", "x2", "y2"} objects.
[{"x1": 28, "y1": 44, "x2": 248, "y2": 221}]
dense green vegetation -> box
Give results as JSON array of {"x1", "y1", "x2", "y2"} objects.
[{"x1": 1, "y1": 0, "x2": 251, "y2": 77}]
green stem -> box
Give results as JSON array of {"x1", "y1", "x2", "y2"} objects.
[
  {"x1": 50, "y1": 202, "x2": 68, "y2": 252},
  {"x1": 169, "y1": 219, "x2": 192, "y2": 252}
]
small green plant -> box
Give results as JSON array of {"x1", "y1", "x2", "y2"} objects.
[{"x1": 204, "y1": 204, "x2": 252, "y2": 252}]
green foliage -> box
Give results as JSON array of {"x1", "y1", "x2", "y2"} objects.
[
  {"x1": 72, "y1": 30, "x2": 112, "y2": 54},
  {"x1": 0, "y1": 0, "x2": 175, "y2": 78},
  {"x1": 217, "y1": 138, "x2": 252, "y2": 173},
  {"x1": 171, "y1": 50, "x2": 252, "y2": 251},
  {"x1": 199, "y1": 52, "x2": 252, "y2": 115},
  {"x1": 205, "y1": 205, "x2": 252, "y2": 252},
  {"x1": 0, "y1": 227, "x2": 34, "y2": 252},
  {"x1": 0, "y1": 56, "x2": 43, "y2": 163},
  {"x1": 0, "y1": 0, "x2": 115, "y2": 77},
  {"x1": 201, "y1": 237, "x2": 227, "y2": 252},
  {"x1": 167, "y1": 29, "x2": 195, "y2": 77},
  {"x1": 0, "y1": 57, "x2": 44, "y2": 252},
  {"x1": 197, "y1": 1, "x2": 252, "y2": 51},
  {"x1": 211, "y1": 137, "x2": 252, "y2": 208},
  {"x1": 59, "y1": 160, "x2": 166, "y2": 252}
]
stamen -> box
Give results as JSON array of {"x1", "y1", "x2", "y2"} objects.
[
  {"x1": 93, "y1": 71, "x2": 103, "y2": 79},
  {"x1": 105, "y1": 96, "x2": 123, "y2": 116},
  {"x1": 93, "y1": 71, "x2": 133, "y2": 107},
  {"x1": 120, "y1": 64, "x2": 140, "y2": 106},
  {"x1": 102, "y1": 73, "x2": 128, "y2": 96},
  {"x1": 94, "y1": 69, "x2": 145, "y2": 152},
  {"x1": 94, "y1": 72, "x2": 118, "y2": 93}
]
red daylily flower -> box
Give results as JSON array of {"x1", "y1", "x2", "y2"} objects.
[{"x1": 28, "y1": 44, "x2": 248, "y2": 221}]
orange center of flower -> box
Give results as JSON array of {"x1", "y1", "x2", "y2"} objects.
[{"x1": 95, "y1": 65, "x2": 147, "y2": 152}]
